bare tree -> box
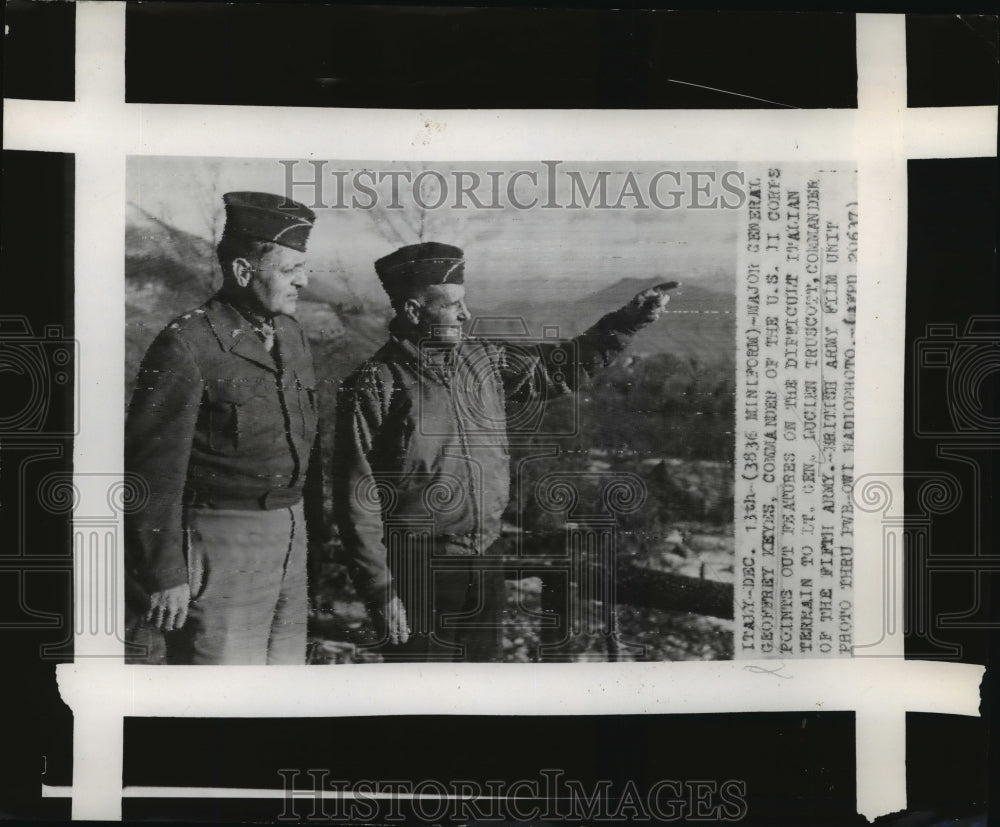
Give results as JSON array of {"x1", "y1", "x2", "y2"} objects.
[{"x1": 364, "y1": 162, "x2": 432, "y2": 248}]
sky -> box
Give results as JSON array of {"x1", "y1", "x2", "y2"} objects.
[{"x1": 126, "y1": 156, "x2": 740, "y2": 307}]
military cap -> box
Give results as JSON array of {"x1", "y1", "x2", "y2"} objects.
[
  {"x1": 374, "y1": 242, "x2": 465, "y2": 298},
  {"x1": 222, "y1": 191, "x2": 316, "y2": 252}
]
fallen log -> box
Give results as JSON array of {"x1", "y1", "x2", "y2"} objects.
[
  {"x1": 495, "y1": 556, "x2": 733, "y2": 621},
  {"x1": 614, "y1": 561, "x2": 733, "y2": 620},
  {"x1": 487, "y1": 534, "x2": 734, "y2": 621}
]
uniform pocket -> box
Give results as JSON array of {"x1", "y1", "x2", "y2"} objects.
[
  {"x1": 205, "y1": 377, "x2": 261, "y2": 455},
  {"x1": 208, "y1": 403, "x2": 240, "y2": 453}
]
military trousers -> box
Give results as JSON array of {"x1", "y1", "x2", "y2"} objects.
[
  {"x1": 166, "y1": 502, "x2": 308, "y2": 665},
  {"x1": 376, "y1": 538, "x2": 506, "y2": 663}
]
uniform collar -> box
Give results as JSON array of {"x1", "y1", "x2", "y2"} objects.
[
  {"x1": 387, "y1": 318, "x2": 460, "y2": 384},
  {"x1": 204, "y1": 292, "x2": 286, "y2": 373}
]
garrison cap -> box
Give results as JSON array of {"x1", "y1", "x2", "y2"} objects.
[
  {"x1": 375, "y1": 242, "x2": 465, "y2": 298},
  {"x1": 222, "y1": 191, "x2": 316, "y2": 253}
]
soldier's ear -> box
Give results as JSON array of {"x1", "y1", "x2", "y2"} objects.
[
  {"x1": 231, "y1": 257, "x2": 254, "y2": 288},
  {"x1": 402, "y1": 297, "x2": 423, "y2": 325}
]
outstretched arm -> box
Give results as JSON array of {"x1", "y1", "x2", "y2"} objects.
[{"x1": 500, "y1": 282, "x2": 676, "y2": 400}]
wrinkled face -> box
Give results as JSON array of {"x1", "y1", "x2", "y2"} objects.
[
  {"x1": 240, "y1": 245, "x2": 309, "y2": 316},
  {"x1": 409, "y1": 284, "x2": 470, "y2": 343}
]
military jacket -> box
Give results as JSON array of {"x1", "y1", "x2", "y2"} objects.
[
  {"x1": 125, "y1": 293, "x2": 320, "y2": 593},
  {"x1": 332, "y1": 311, "x2": 640, "y2": 603}
]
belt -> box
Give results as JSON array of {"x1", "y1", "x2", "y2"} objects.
[{"x1": 184, "y1": 489, "x2": 303, "y2": 511}]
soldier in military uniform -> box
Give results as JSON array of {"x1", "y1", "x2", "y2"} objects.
[
  {"x1": 332, "y1": 242, "x2": 672, "y2": 662},
  {"x1": 125, "y1": 192, "x2": 325, "y2": 665}
]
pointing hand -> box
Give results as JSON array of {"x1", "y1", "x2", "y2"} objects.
[{"x1": 625, "y1": 281, "x2": 678, "y2": 325}]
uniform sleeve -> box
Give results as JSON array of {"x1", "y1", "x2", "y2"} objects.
[
  {"x1": 124, "y1": 326, "x2": 202, "y2": 594},
  {"x1": 303, "y1": 430, "x2": 330, "y2": 544},
  {"x1": 332, "y1": 371, "x2": 396, "y2": 606},
  {"x1": 500, "y1": 307, "x2": 644, "y2": 401},
  {"x1": 299, "y1": 331, "x2": 330, "y2": 545},
  {"x1": 568, "y1": 307, "x2": 645, "y2": 381}
]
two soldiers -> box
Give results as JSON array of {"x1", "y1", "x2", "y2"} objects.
[{"x1": 126, "y1": 193, "x2": 671, "y2": 664}]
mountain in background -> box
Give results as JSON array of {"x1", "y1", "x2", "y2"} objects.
[{"x1": 488, "y1": 276, "x2": 735, "y2": 364}]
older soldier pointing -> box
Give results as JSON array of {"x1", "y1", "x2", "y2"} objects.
[
  {"x1": 333, "y1": 242, "x2": 673, "y2": 662},
  {"x1": 125, "y1": 192, "x2": 325, "y2": 664}
]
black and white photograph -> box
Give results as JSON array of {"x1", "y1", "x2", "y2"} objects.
[{"x1": 123, "y1": 157, "x2": 741, "y2": 666}]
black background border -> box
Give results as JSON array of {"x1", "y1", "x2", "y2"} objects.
[{"x1": 1, "y1": 4, "x2": 996, "y2": 825}]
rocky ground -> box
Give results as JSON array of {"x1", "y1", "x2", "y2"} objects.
[{"x1": 307, "y1": 524, "x2": 734, "y2": 664}]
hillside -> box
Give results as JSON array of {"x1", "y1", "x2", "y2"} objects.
[
  {"x1": 125, "y1": 204, "x2": 391, "y2": 395},
  {"x1": 126, "y1": 205, "x2": 219, "y2": 392}
]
